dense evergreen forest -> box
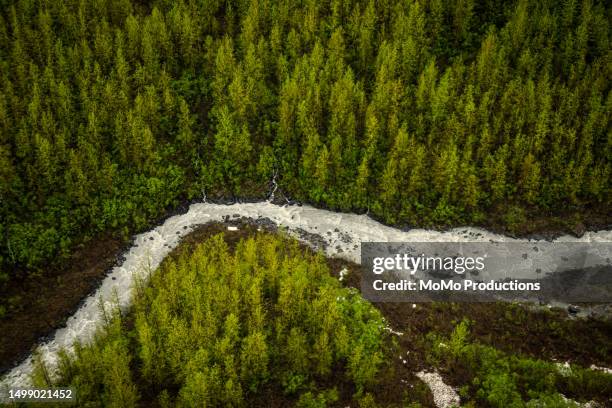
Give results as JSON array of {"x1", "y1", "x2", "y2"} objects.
[{"x1": 0, "y1": 0, "x2": 610, "y2": 289}]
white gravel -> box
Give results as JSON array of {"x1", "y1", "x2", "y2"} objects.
[
  {"x1": 589, "y1": 364, "x2": 612, "y2": 375},
  {"x1": 416, "y1": 371, "x2": 460, "y2": 408}
]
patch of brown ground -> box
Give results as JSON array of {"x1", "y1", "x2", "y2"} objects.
[
  {"x1": 332, "y1": 258, "x2": 612, "y2": 368},
  {"x1": 0, "y1": 235, "x2": 123, "y2": 374}
]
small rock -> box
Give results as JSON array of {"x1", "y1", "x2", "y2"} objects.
[{"x1": 573, "y1": 222, "x2": 586, "y2": 237}]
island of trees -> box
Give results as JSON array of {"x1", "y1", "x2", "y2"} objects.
[{"x1": 35, "y1": 233, "x2": 390, "y2": 407}]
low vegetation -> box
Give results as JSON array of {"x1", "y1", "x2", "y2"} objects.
[{"x1": 429, "y1": 319, "x2": 612, "y2": 407}]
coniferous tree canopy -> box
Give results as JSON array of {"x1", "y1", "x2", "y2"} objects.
[{"x1": 0, "y1": 0, "x2": 610, "y2": 286}]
